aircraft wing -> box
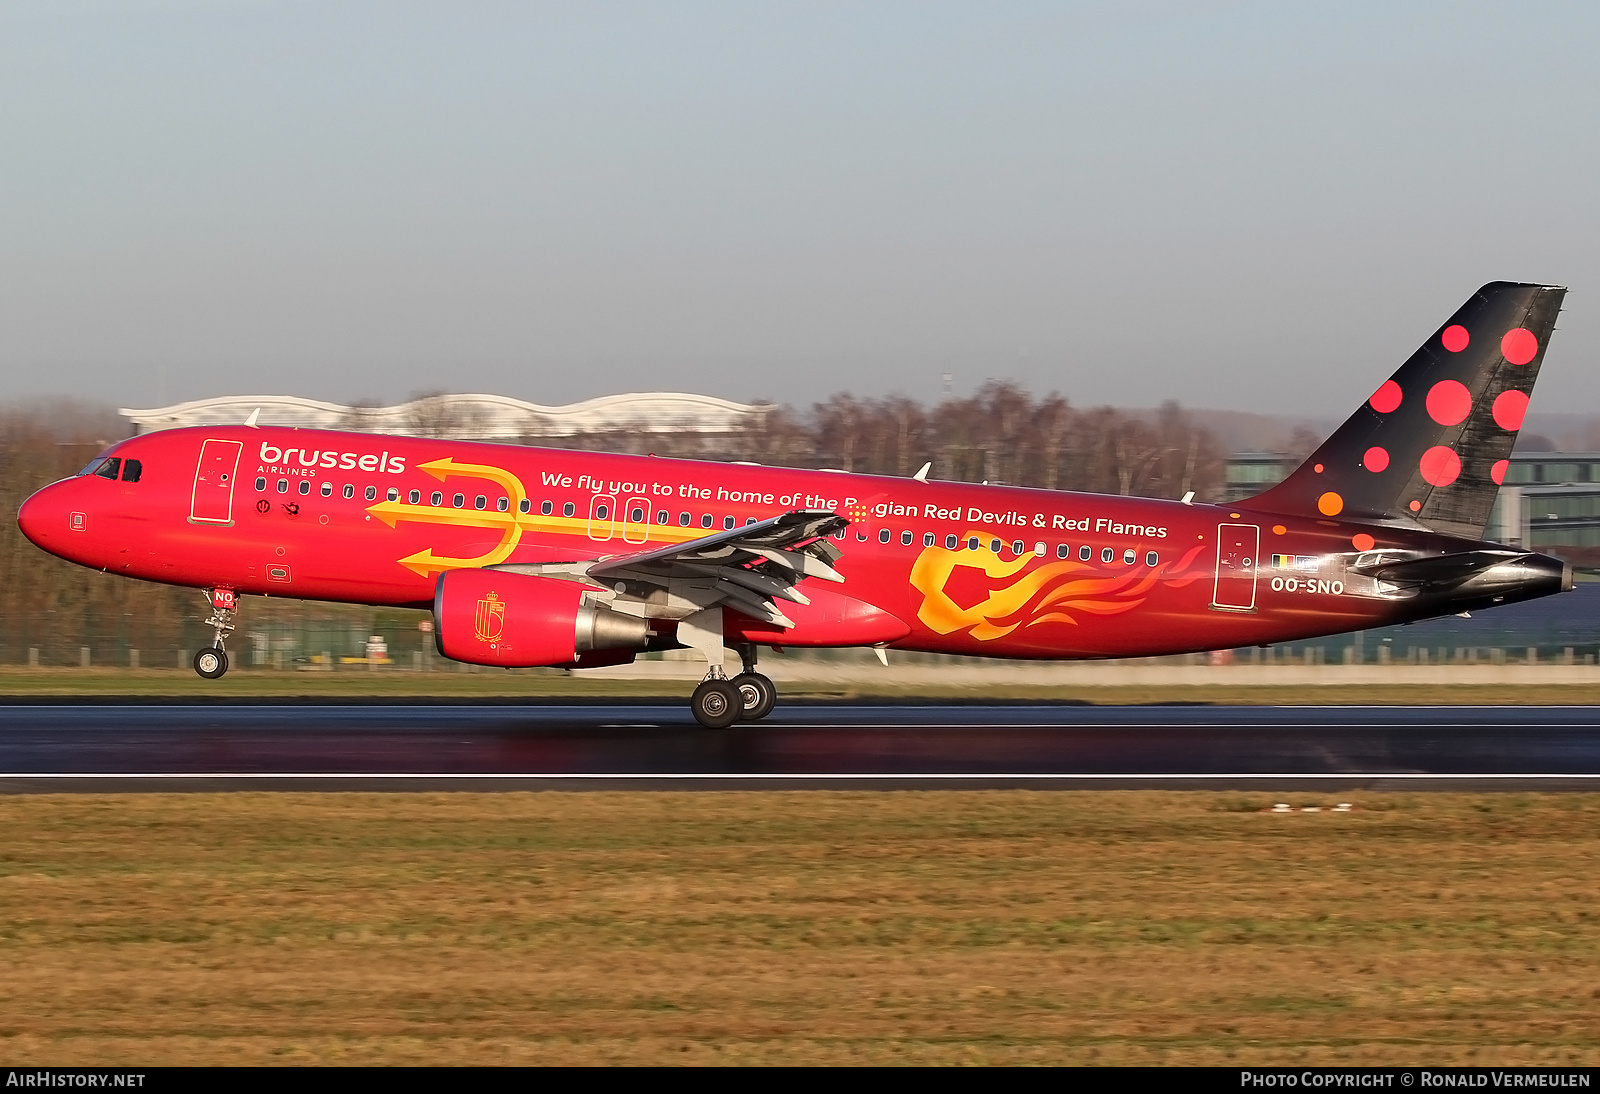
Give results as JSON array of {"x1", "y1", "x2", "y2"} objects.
[
  {"x1": 490, "y1": 508, "x2": 849, "y2": 628},
  {"x1": 583, "y1": 508, "x2": 848, "y2": 627}
]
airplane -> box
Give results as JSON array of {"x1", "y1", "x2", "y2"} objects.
[{"x1": 16, "y1": 281, "x2": 1572, "y2": 728}]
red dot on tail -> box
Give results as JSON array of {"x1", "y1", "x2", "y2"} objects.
[
  {"x1": 1363, "y1": 446, "x2": 1390, "y2": 472},
  {"x1": 1313, "y1": 463, "x2": 1324, "y2": 474},
  {"x1": 1501, "y1": 327, "x2": 1538, "y2": 365},
  {"x1": 1493, "y1": 390, "x2": 1529, "y2": 431},
  {"x1": 1409, "y1": 500, "x2": 1422, "y2": 511},
  {"x1": 1369, "y1": 380, "x2": 1402, "y2": 414},
  {"x1": 1419, "y1": 446, "x2": 1461, "y2": 486},
  {"x1": 1426, "y1": 380, "x2": 1472, "y2": 426},
  {"x1": 1352, "y1": 533, "x2": 1376, "y2": 551},
  {"x1": 1441, "y1": 325, "x2": 1470, "y2": 352},
  {"x1": 1491, "y1": 459, "x2": 1508, "y2": 485}
]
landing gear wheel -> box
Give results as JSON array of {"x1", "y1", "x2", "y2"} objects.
[
  {"x1": 193, "y1": 646, "x2": 229, "y2": 680},
  {"x1": 691, "y1": 679, "x2": 741, "y2": 730},
  {"x1": 732, "y1": 672, "x2": 777, "y2": 721}
]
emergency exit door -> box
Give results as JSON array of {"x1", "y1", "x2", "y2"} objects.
[
  {"x1": 190, "y1": 439, "x2": 243, "y2": 525},
  {"x1": 1211, "y1": 522, "x2": 1259, "y2": 611}
]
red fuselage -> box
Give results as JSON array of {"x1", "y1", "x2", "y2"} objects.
[{"x1": 16, "y1": 426, "x2": 1559, "y2": 659}]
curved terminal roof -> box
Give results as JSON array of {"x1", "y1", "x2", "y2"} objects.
[{"x1": 120, "y1": 392, "x2": 771, "y2": 439}]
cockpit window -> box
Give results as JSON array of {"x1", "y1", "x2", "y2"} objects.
[
  {"x1": 93, "y1": 458, "x2": 121, "y2": 481},
  {"x1": 121, "y1": 459, "x2": 142, "y2": 483}
]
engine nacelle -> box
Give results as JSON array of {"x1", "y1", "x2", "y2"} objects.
[{"x1": 434, "y1": 569, "x2": 649, "y2": 668}]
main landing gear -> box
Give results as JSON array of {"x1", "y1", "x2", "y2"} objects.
[
  {"x1": 678, "y1": 610, "x2": 780, "y2": 729},
  {"x1": 193, "y1": 588, "x2": 237, "y2": 680}
]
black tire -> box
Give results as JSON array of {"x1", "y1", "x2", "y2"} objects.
[
  {"x1": 193, "y1": 646, "x2": 229, "y2": 680},
  {"x1": 690, "y1": 679, "x2": 741, "y2": 730},
  {"x1": 731, "y1": 672, "x2": 777, "y2": 721}
]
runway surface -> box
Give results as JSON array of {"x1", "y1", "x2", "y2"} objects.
[{"x1": 1, "y1": 702, "x2": 1599, "y2": 790}]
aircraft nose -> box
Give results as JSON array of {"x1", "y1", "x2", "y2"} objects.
[{"x1": 17, "y1": 482, "x2": 70, "y2": 549}]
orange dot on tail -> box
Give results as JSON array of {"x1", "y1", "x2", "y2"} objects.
[
  {"x1": 1317, "y1": 491, "x2": 1343, "y2": 516},
  {"x1": 1272, "y1": 525, "x2": 1286, "y2": 535},
  {"x1": 1409, "y1": 500, "x2": 1422, "y2": 511},
  {"x1": 1352, "y1": 533, "x2": 1376, "y2": 551},
  {"x1": 1419, "y1": 446, "x2": 1461, "y2": 486},
  {"x1": 1501, "y1": 327, "x2": 1538, "y2": 365},
  {"x1": 1369, "y1": 380, "x2": 1402, "y2": 414}
]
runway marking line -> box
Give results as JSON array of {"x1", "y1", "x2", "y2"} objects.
[{"x1": 4, "y1": 772, "x2": 1600, "y2": 781}]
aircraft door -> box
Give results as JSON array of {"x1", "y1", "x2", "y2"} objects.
[
  {"x1": 1211, "y1": 522, "x2": 1259, "y2": 611},
  {"x1": 190, "y1": 439, "x2": 243, "y2": 525},
  {"x1": 622, "y1": 497, "x2": 650, "y2": 543},
  {"x1": 587, "y1": 494, "x2": 615, "y2": 541}
]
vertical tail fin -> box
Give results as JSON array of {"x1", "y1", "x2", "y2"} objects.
[{"x1": 1247, "y1": 281, "x2": 1566, "y2": 539}]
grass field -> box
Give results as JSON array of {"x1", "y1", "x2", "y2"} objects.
[
  {"x1": 0, "y1": 791, "x2": 1597, "y2": 1065},
  {"x1": 4, "y1": 666, "x2": 1600, "y2": 707}
]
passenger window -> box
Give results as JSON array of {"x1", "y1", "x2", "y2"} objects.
[
  {"x1": 596, "y1": 504, "x2": 609, "y2": 520},
  {"x1": 701, "y1": 514, "x2": 713, "y2": 528},
  {"x1": 945, "y1": 534, "x2": 958, "y2": 549},
  {"x1": 1034, "y1": 542, "x2": 1046, "y2": 557},
  {"x1": 121, "y1": 459, "x2": 142, "y2": 483},
  {"x1": 522, "y1": 499, "x2": 533, "y2": 514},
  {"x1": 255, "y1": 477, "x2": 267, "y2": 492},
  {"x1": 388, "y1": 488, "x2": 399, "y2": 502},
  {"x1": 1123, "y1": 549, "x2": 1136, "y2": 565},
  {"x1": 901, "y1": 530, "x2": 913, "y2": 545},
  {"x1": 879, "y1": 529, "x2": 892, "y2": 544},
  {"x1": 563, "y1": 502, "x2": 575, "y2": 517},
  {"x1": 747, "y1": 517, "x2": 757, "y2": 525},
  {"x1": 1012, "y1": 540, "x2": 1024, "y2": 554},
  {"x1": 431, "y1": 491, "x2": 443, "y2": 506},
  {"x1": 1101, "y1": 547, "x2": 1115, "y2": 563},
  {"x1": 856, "y1": 530, "x2": 868, "y2": 541},
  {"x1": 1079, "y1": 545, "x2": 1091, "y2": 561},
  {"x1": 342, "y1": 484, "x2": 354, "y2": 499},
  {"x1": 633, "y1": 507, "x2": 646, "y2": 523},
  {"x1": 320, "y1": 482, "x2": 333, "y2": 497},
  {"x1": 967, "y1": 537, "x2": 980, "y2": 551},
  {"x1": 409, "y1": 490, "x2": 421, "y2": 504},
  {"x1": 924, "y1": 532, "x2": 936, "y2": 547},
  {"x1": 94, "y1": 458, "x2": 121, "y2": 480},
  {"x1": 1057, "y1": 544, "x2": 1070, "y2": 559},
  {"x1": 365, "y1": 485, "x2": 377, "y2": 501},
  {"x1": 657, "y1": 510, "x2": 669, "y2": 524},
  {"x1": 452, "y1": 493, "x2": 465, "y2": 508},
  {"x1": 538, "y1": 500, "x2": 550, "y2": 515},
  {"x1": 989, "y1": 538, "x2": 1001, "y2": 553},
  {"x1": 474, "y1": 495, "x2": 486, "y2": 510},
  {"x1": 1146, "y1": 551, "x2": 1159, "y2": 566},
  {"x1": 277, "y1": 480, "x2": 289, "y2": 494},
  {"x1": 679, "y1": 512, "x2": 691, "y2": 526},
  {"x1": 724, "y1": 516, "x2": 736, "y2": 530},
  {"x1": 298, "y1": 481, "x2": 311, "y2": 495},
  {"x1": 497, "y1": 497, "x2": 509, "y2": 512}
]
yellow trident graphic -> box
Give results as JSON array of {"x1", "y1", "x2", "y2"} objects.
[{"x1": 367, "y1": 457, "x2": 531, "y2": 577}]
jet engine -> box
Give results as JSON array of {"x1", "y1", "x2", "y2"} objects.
[{"x1": 434, "y1": 568, "x2": 649, "y2": 668}]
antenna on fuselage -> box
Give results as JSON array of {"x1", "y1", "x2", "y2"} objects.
[
  {"x1": 912, "y1": 462, "x2": 931, "y2": 483},
  {"x1": 244, "y1": 409, "x2": 261, "y2": 428}
]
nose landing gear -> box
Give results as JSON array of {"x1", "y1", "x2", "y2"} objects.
[{"x1": 194, "y1": 588, "x2": 237, "y2": 680}]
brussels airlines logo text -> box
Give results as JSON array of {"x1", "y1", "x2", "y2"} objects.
[{"x1": 258, "y1": 443, "x2": 406, "y2": 475}]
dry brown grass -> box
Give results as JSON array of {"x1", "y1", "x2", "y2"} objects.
[{"x1": 1, "y1": 791, "x2": 1598, "y2": 1065}]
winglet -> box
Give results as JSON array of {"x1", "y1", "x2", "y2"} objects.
[
  {"x1": 244, "y1": 409, "x2": 260, "y2": 428},
  {"x1": 913, "y1": 462, "x2": 931, "y2": 483}
]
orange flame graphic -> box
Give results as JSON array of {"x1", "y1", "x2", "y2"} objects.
[{"x1": 909, "y1": 535, "x2": 1207, "y2": 641}]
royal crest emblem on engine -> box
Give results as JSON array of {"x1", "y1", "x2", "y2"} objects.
[{"x1": 474, "y1": 591, "x2": 505, "y2": 644}]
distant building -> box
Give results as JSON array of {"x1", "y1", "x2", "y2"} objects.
[
  {"x1": 120, "y1": 392, "x2": 772, "y2": 440},
  {"x1": 1221, "y1": 452, "x2": 1294, "y2": 502}
]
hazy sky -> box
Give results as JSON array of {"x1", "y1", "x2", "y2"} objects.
[{"x1": 2, "y1": 1, "x2": 1597, "y2": 417}]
